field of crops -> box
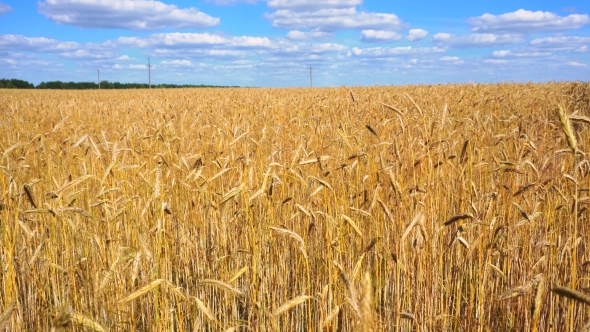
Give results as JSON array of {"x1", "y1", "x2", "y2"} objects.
[{"x1": 1, "y1": 82, "x2": 589, "y2": 331}]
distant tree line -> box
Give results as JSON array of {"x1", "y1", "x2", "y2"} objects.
[
  {"x1": 1, "y1": 78, "x2": 238, "y2": 89},
  {"x1": 0, "y1": 79, "x2": 35, "y2": 89}
]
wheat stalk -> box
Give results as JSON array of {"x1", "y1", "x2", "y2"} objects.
[
  {"x1": 271, "y1": 295, "x2": 312, "y2": 318},
  {"x1": 552, "y1": 286, "x2": 590, "y2": 305}
]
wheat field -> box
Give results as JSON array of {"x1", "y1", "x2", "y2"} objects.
[{"x1": 1, "y1": 82, "x2": 589, "y2": 331}]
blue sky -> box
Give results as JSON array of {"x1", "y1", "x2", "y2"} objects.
[{"x1": 0, "y1": 0, "x2": 589, "y2": 87}]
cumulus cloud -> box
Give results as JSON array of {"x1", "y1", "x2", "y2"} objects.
[
  {"x1": 360, "y1": 30, "x2": 401, "y2": 43},
  {"x1": 118, "y1": 33, "x2": 273, "y2": 49},
  {"x1": 286, "y1": 30, "x2": 333, "y2": 40},
  {"x1": 272, "y1": 42, "x2": 348, "y2": 56},
  {"x1": 38, "y1": 0, "x2": 219, "y2": 30},
  {"x1": 469, "y1": 9, "x2": 590, "y2": 33},
  {"x1": 116, "y1": 32, "x2": 349, "y2": 63},
  {"x1": 213, "y1": 63, "x2": 256, "y2": 71},
  {"x1": 406, "y1": 29, "x2": 428, "y2": 41},
  {"x1": 492, "y1": 49, "x2": 552, "y2": 58},
  {"x1": 0, "y1": 34, "x2": 78, "y2": 53},
  {"x1": 0, "y1": 58, "x2": 55, "y2": 70},
  {"x1": 0, "y1": 34, "x2": 115, "y2": 58},
  {"x1": 267, "y1": 0, "x2": 362, "y2": 11},
  {"x1": 160, "y1": 60, "x2": 194, "y2": 67},
  {"x1": 432, "y1": 33, "x2": 524, "y2": 49},
  {"x1": 61, "y1": 49, "x2": 116, "y2": 60},
  {"x1": 257, "y1": 58, "x2": 324, "y2": 72},
  {"x1": 113, "y1": 63, "x2": 148, "y2": 70},
  {"x1": 0, "y1": 58, "x2": 16, "y2": 68},
  {"x1": 483, "y1": 59, "x2": 509, "y2": 64},
  {"x1": 440, "y1": 56, "x2": 464, "y2": 64},
  {"x1": 0, "y1": 2, "x2": 13, "y2": 15},
  {"x1": 206, "y1": 0, "x2": 258, "y2": 4},
  {"x1": 489, "y1": 36, "x2": 589, "y2": 59},
  {"x1": 152, "y1": 48, "x2": 250, "y2": 59},
  {"x1": 529, "y1": 36, "x2": 590, "y2": 52},
  {"x1": 350, "y1": 46, "x2": 445, "y2": 58},
  {"x1": 265, "y1": 7, "x2": 405, "y2": 32},
  {"x1": 567, "y1": 61, "x2": 586, "y2": 67},
  {"x1": 117, "y1": 55, "x2": 136, "y2": 61}
]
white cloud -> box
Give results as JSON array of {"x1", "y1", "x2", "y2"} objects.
[
  {"x1": 0, "y1": 3, "x2": 13, "y2": 15},
  {"x1": 112, "y1": 63, "x2": 147, "y2": 70},
  {"x1": 483, "y1": 59, "x2": 509, "y2": 64},
  {"x1": 213, "y1": 63, "x2": 255, "y2": 71},
  {"x1": 490, "y1": 36, "x2": 590, "y2": 59},
  {"x1": 469, "y1": 9, "x2": 590, "y2": 33},
  {"x1": 271, "y1": 42, "x2": 348, "y2": 58},
  {"x1": 493, "y1": 50, "x2": 511, "y2": 57},
  {"x1": 160, "y1": 60, "x2": 193, "y2": 67},
  {"x1": 567, "y1": 61, "x2": 586, "y2": 67},
  {"x1": 286, "y1": 30, "x2": 333, "y2": 40},
  {"x1": 529, "y1": 36, "x2": 590, "y2": 52},
  {"x1": 61, "y1": 49, "x2": 116, "y2": 60},
  {"x1": 406, "y1": 29, "x2": 428, "y2": 41},
  {"x1": 117, "y1": 55, "x2": 136, "y2": 61},
  {"x1": 118, "y1": 33, "x2": 273, "y2": 49},
  {"x1": 267, "y1": 0, "x2": 362, "y2": 11},
  {"x1": 492, "y1": 49, "x2": 551, "y2": 58},
  {"x1": 207, "y1": 0, "x2": 364, "y2": 11},
  {"x1": 153, "y1": 48, "x2": 250, "y2": 59},
  {"x1": 38, "y1": 0, "x2": 219, "y2": 30},
  {"x1": 0, "y1": 34, "x2": 115, "y2": 59},
  {"x1": 440, "y1": 56, "x2": 464, "y2": 64},
  {"x1": 0, "y1": 58, "x2": 54, "y2": 69},
  {"x1": 244, "y1": 54, "x2": 340, "y2": 77},
  {"x1": 265, "y1": 7, "x2": 405, "y2": 32},
  {"x1": 117, "y1": 32, "x2": 349, "y2": 63},
  {"x1": 206, "y1": 0, "x2": 258, "y2": 4},
  {"x1": 432, "y1": 33, "x2": 524, "y2": 49},
  {"x1": 360, "y1": 30, "x2": 401, "y2": 43},
  {"x1": 0, "y1": 58, "x2": 16, "y2": 67},
  {"x1": 0, "y1": 34, "x2": 78, "y2": 52},
  {"x1": 350, "y1": 46, "x2": 445, "y2": 58}
]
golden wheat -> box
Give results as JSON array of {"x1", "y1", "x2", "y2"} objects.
[{"x1": 1, "y1": 82, "x2": 589, "y2": 331}]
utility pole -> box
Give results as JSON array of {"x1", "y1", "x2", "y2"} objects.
[
  {"x1": 148, "y1": 58, "x2": 151, "y2": 89},
  {"x1": 97, "y1": 70, "x2": 100, "y2": 89},
  {"x1": 310, "y1": 66, "x2": 312, "y2": 88}
]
